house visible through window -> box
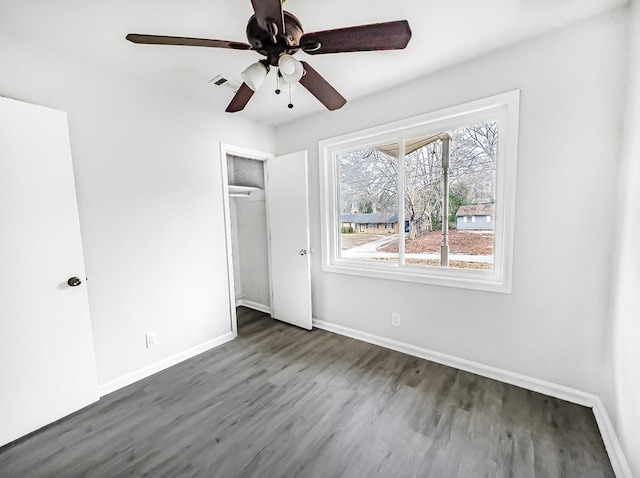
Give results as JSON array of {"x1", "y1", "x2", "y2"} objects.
[{"x1": 319, "y1": 91, "x2": 520, "y2": 292}]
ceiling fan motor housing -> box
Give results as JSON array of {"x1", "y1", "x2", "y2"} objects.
[{"x1": 246, "y1": 11, "x2": 305, "y2": 65}]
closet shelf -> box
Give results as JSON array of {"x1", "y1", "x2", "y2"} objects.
[{"x1": 228, "y1": 185, "x2": 261, "y2": 197}]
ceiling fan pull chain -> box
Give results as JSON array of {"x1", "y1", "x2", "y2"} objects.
[
  {"x1": 275, "y1": 74, "x2": 281, "y2": 95},
  {"x1": 288, "y1": 84, "x2": 293, "y2": 109}
]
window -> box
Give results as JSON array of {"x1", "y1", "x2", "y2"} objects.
[{"x1": 319, "y1": 91, "x2": 519, "y2": 292}]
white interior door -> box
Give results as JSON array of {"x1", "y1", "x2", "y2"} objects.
[
  {"x1": 266, "y1": 151, "x2": 312, "y2": 330},
  {"x1": 0, "y1": 97, "x2": 99, "y2": 446}
]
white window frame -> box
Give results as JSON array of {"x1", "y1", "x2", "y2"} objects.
[{"x1": 319, "y1": 91, "x2": 520, "y2": 293}]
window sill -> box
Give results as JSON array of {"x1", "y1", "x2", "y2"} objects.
[{"x1": 322, "y1": 259, "x2": 511, "y2": 293}]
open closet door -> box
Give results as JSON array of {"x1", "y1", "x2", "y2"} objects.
[{"x1": 266, "y1": 151, "x2": 312, "y2": 330}]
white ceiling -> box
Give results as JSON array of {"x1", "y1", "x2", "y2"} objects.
[{"x1": 0, "y1": 0, "x2": 626, "y2": 126}]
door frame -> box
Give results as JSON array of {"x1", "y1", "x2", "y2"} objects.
[{"x1": 219, "y1": 143, "x2": 273, "y2": 337}]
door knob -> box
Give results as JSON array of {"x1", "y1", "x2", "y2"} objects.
[
  {"x1": 67, "y1": 277, "x2": 82, "y2": 287},
  {"x1": 299, "y1": 249, "x2": 308, "y2": 256}
]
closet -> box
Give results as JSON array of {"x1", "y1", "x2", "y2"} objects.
[
  {"x1": 221, "y1": 146, "x2": 312, "y2": 332},
  {"x1": 226, "y1": 154, "x2": 271, "y2": 314}
]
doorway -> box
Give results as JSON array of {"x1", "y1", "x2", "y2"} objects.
[
  {"x1": 221, "y1": 144, "x2": 272, "y2": 337},
  {"x1": 220, "y1": 144, "x2": 313, "y2": 334}
]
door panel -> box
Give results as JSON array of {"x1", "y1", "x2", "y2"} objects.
[
  {"x1": 0, "y1": 97, "x2": 99, "y2": 446},
  {"x1": 266, "y1": 151, "x2": 312, "y2": 329}
]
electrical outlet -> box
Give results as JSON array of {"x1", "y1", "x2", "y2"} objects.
[
  {"x1": 391, "y1": 312, "x2": 401, "y2": 327},
  {"x1": 145, "y1": 331, "x2": 158, "y2": 349}
]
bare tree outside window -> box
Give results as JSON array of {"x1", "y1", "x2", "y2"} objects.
[
  {"x1": 338, "y1": 122, "x2": 497, "y2": 270},
  {"x1": 338, "y1": 143, "x2": 399, "y2": 264}
]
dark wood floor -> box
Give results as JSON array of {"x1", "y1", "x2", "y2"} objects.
[{"x1": 0, "y1": 307, "x2": 614, "y2": 477}]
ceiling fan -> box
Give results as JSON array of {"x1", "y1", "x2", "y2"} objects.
[{"x1": 126, "y1": 0, "x2": 411, "y2": 113}]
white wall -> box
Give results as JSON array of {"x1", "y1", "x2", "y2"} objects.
[
  {"x1": 275, "y1": 8, "x2": 627, "y2": 396},
  {"x1": 229, "y1": 199, "x2": 242, "y2": 299},
  {"x1": 610, "y1": 0, "x2": 640, "y2": 475},
  {"x1": 0, "y1": 32, "x2": 275, "y2": 387},
  {"x1": 234, "y1": 195, "x2": 271, "y2": 308}
]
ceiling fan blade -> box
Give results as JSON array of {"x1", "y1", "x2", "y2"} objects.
[
  {"x1": 298, "y1": 62, "x2": 346, "y2": 111},
  {"x1": 126, "y1": 34, "x2": 251, "y2": 50},
  {"x1": 226, "y1": 83, "x2": 255, "y2": 113},
  {"x1": 300, "y1": 20, "x2": 411, "y2": 55},
  {"x1": 250, "y1": 0, "x2": 284, "y2": 36}
]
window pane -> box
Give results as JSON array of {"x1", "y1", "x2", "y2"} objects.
[
  {"x1": 401, "y1": 122, "x2": 497, "y2": 271},
  {"x1": 449, "y1": 122, "x2": 497, "y2": 270},
  {"x1": 338, "y1": 144, "x2": 399, "y2": 264},
  {"x1": 402, "y1": 134, "x2": 444, "y2": 267}
]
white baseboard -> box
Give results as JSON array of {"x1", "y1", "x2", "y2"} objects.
[
  {"x1": 592, "y1": 397, "x2": 635, "y2": 478},
  {"x1": 312, "y1": 318, "x2": 633, "y2": 478},
  {"x1": 236, "y1": 298, "x2": 271, "y2": 315},
  {"x1": 97, "y1": 332, "x2": 235, "y2": 397},
  {"x1": 312, "y1": 319, "x2": 594, "y2": 404}
]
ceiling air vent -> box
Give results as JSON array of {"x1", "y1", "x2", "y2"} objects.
[{"x1": 209, "y1": 75, "x2": 241, "y2": 94}]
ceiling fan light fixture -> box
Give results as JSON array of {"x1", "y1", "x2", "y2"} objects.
[
  {"x1": 278, "y1": 55, "x2": 304, "y2": 84},
  {"x1": 241, "y1": 61, "x2": 270, "y2": 91}
]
